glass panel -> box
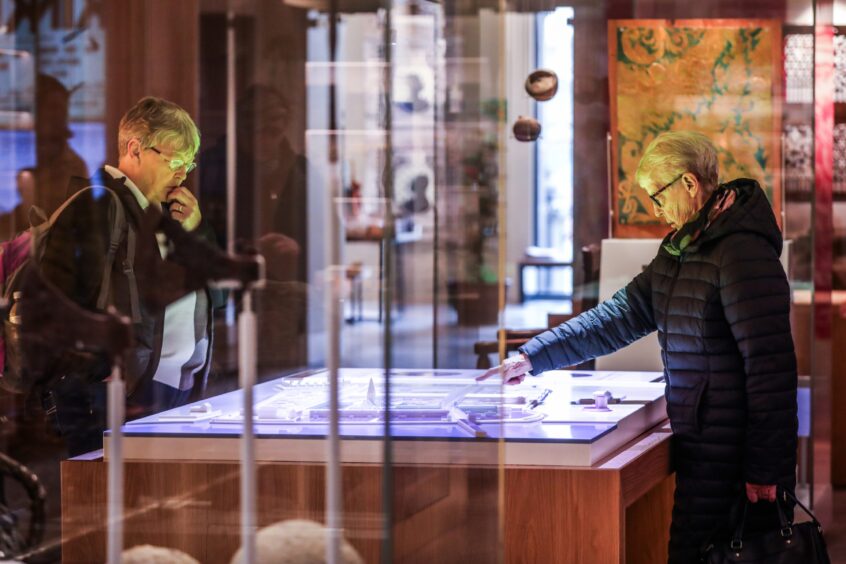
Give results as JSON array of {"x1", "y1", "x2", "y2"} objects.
[
  {"x1": 0, "y1": 1, "x2": 507, "y2": 562},
  {"x1": 0, "y1": 3, "x2": 110, "y2": 562},
  {"x1": 782, "y1": 24, "x2": 816, "y2": 502},
  {"x1": 0, "y1": 0, "x2": 830, "y2": 562}
]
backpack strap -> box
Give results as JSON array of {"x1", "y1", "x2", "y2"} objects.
[
  {"x1": 50, "y1": 185, "x2": 142, "y2": 323},
  {"x1": 94, "y1": 189, "x2": 126, "y2": 313},
  {"x1": 46, "y1": 185, "x2": 106, "y2": 226},
  {"x1": 121, "y1": 224, "x2": 141, "y2": 323},
  {"x1": 27, "y1": 206, "x2": 48, "y2": 229}
]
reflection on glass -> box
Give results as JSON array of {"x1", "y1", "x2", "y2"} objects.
[{"x1": 0, "y1": 1, "x2": 829, "y2": 563}]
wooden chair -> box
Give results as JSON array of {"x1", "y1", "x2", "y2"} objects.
[
  {"x1": 576, "y1": 244, "x2": 601, "y2": 314},
  {"x1": 547, "y1": 313, "x2": 573, "y2": 327},
  {"x1": 516, "y1": 247, "x2": 571, "y2": 303},
  {"x1": 474, "y1": 244, "x2": 603, "y2": 370},
  {"x1": 473, "y1": 318, "x2": 574, "y2": 369}
]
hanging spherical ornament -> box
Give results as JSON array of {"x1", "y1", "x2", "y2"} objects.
[
  {"x1": 524, "y1": 69, "x2": 559, "y2": 101},
  {"x1": 513, "y1": 116, "x2": 541, "y2": 142}
]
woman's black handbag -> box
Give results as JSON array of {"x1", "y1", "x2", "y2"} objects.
[{"x1": 702, "y1": 488, "x2": 831, "y2": 563}]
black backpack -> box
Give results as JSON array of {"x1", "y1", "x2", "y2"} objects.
[{"x1": 0, "y1": 185, "x2": 140, "y2": 394}]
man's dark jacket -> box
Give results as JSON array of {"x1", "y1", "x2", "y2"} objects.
[
  {"x1": 520, "y1": 179, "x2": 798, "y2": 563},
  {"x1": 38, "y1": 170, "x2": 224, "y2": 408}
]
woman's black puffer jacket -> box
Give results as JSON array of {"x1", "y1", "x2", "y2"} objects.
[{"x1": 520, "y1": 178, "x2": 798, "y2": 563}]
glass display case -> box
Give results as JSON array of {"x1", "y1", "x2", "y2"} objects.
[{"x1": 0, "y1": 0, "x2": 834, "y2": 563}]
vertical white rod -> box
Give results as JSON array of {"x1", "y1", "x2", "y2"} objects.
[
  {"x1": 326, "y1": 4, "x2": 343, "y2": 562},
  {"x1": 106, "y1": 368, "x2": 125, "y2": 564},
  {"x1": 781, "y1": 131, "x2": 787, "y2": 232},
  {"x1": 325, "y1": 266, "x2": 342, "y2": 564},
  {"x1": 226, "y1": 8, "x2": 237, "y2": 258},
  {"x1": 606, "y1": 131, "x2": 613, "y2": 237},
  {"x1": 325, "y1": 163, "x2": 342, "y2": 562},
  {"x1": 379, "y1": 4, "x2": 395, "y2": 562},
  {"x1": 239, "y1": 290, "x2": 257, "y2": 563},
  {"x1": 225, "y1": 8, "x2": 238, "y2": 326}
]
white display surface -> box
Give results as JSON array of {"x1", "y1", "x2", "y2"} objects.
[
  {"x1": 596, "y1": 238, "x2": 664, "y2": 371},
  {"x1": 110, "y1": 369, "x2": 667, "y2": 467}
]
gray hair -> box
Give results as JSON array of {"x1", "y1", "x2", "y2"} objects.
[
  {"x1": 118, "y1": 96, "x2": 200, "y2": 159},
  {"x1": 635, "y1": 131, "x2": 719, "y2": 192}
]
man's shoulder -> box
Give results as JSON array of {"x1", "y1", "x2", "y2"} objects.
[
  {"x1": 53, "y1": 174, "x2": 135, "y2": 229},
  {"x1": 67, "y1": 169, "x2": 123, "y2": 196},
  {"x1": 70, "y1": 170, "x2": 142, "y2": 209}
]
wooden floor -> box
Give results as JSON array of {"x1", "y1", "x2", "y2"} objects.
[{"x1": 825, "y1": 489, "x2": 846, "y2": 562}]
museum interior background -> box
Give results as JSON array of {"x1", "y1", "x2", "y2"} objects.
[{"x1": 0, "y1": 0, "x2": 843, "y2": 562}]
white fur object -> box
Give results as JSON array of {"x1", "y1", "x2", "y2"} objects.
[
  {"x1": 229, "y1": 519, "x2": 364, "y2": 564},
  {"x1": 121, "y1": 545, "x2": 200, "y2": 564}
]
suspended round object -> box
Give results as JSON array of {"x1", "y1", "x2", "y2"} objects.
[
  {"x1": 524, "y1": 69, "x2": 559, "y2": 101},
  {"x1": 513, "y1": 116, "x2": 541, "y2": 142}
]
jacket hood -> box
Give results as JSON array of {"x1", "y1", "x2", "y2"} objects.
[{"x1": 688, "y1": 178, "x2": 783, "y2": 255}]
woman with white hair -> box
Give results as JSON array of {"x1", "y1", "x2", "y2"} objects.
[{"x1": 480, "y1": 131, "x2": 798, "y2": 563}]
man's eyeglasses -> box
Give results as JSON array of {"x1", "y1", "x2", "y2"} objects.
[
  {"x1": 147, "y1": 146, "x2": 197, "y2": 174},
  {"x1": 648, "y1": 173, "x2": 684, "y2": 208}
]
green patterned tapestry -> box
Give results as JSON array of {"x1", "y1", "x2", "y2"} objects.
[{"x1": 609, "y1": 19, "x2": 781, "y2": 238}]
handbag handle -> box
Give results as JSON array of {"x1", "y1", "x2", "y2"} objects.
[
  {"x1": 729, "y1": 487, "x2": 794, "y2": 551},
  {"x1": 782, "y1": 487, "x2": 824, "y2": 527}
]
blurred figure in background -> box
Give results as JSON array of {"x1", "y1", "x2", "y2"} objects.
[
  {"x1": 202, "y1": 84, "x2": 308, "y2": 374},
  {"x1": 34, "y1": 74, "x2": 88, "y2": 216},
  {"x1": 0, "y1": 168, "x2": 38, "y2": 240}
]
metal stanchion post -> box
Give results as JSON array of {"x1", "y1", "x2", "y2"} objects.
[
  {"x1": 106, "y1": 367, "x2": 125, "y2": 564},
  {"x1": 239, "y1": 289, "x2": 258, "y2": 563}
]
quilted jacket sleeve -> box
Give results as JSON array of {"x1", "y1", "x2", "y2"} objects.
[
  {"x1": 519, "y1": 259, "x2": 657, "y2": 375},
  {"x1": 719, "y1": 233, "x2": 798, "y2": 485}
]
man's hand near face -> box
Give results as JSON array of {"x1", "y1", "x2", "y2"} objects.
[{"x1": 166, "y1": 187, "x2": 201, "y2": 231}]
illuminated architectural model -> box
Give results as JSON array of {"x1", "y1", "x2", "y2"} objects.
[{"x1": 117, "y1": 369, "x2": 668, "y2": 467}]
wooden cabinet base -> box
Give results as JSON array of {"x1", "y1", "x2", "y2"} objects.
[
  {"x1": 61, "y1": 428, "x2": 673, "y2": 563},
  {"x1": 832, "y1": 309, "x2": 846, "y2": 486}
]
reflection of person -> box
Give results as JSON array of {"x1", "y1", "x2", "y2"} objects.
[
  {"x1": 0, "y1": 168, "x2": 37, "y2": 239},
  {"x1": 479, "y1": 131, "x2": 798, "y2": 564},
  {"x1": 40, "y1": 96, "x2": 221, "y2": 456},
  {"x1": 203, "y1": 84, "x2": 307, "y2": 272},
  {"x1": 397, "y1": 74, "x2": 430, "y2": 114},
  {"x1": 202, "y1": 84, "x2": 308, "y2": 371},
  {"x1": 400, "y1": 174, "x2": 430, "y2": 215},
  {"x1": 34, "y1": 73, "x2": 88, "y2": 216}
]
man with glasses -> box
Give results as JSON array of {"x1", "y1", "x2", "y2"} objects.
[
  {"x1": 39, "y1": 96, "x2": 221, "y2": 456},
  {"x1": 479, "y1": 131, "x2": 798, "y2": 564}
]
